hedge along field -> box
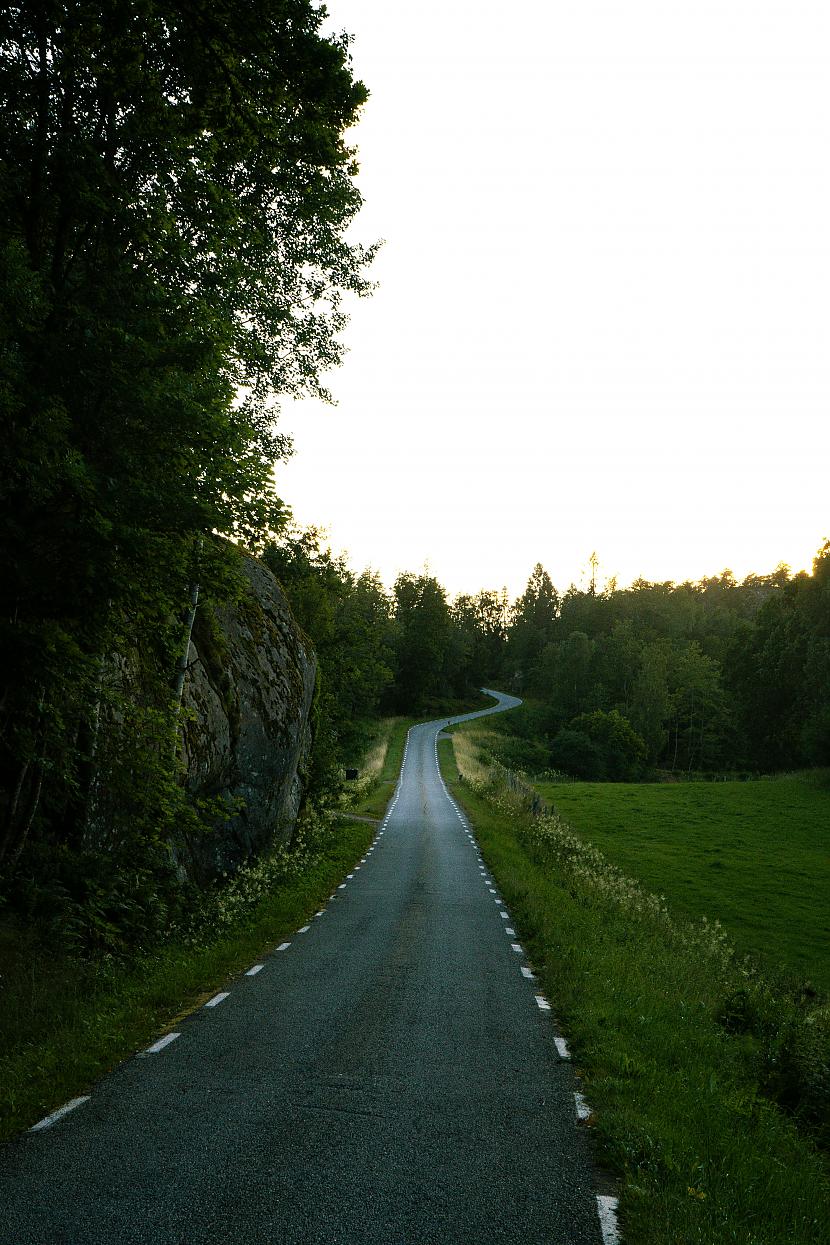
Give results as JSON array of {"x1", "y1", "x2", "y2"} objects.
[
  {"x1": 441, "y1": 724, "x2": 830, "y2": 1245},
  {"x1": 534, "y1": 776, "x2": 830, "y2": 993}
]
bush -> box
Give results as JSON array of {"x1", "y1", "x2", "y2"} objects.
[
  {"x1": 549, "y1": 728, "x2": 606, "y2": 780},
  {"x1": 488, "y1": 734, "x2": 552, "y2": 775},
  {"x1": 569, "y1": 708, "x2": 648, "y2": 780}
]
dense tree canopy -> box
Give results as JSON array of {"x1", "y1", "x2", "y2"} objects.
[
  {"x1": 0, "y1": 2, "x2": 374, "y2": 899},
  {"x1": 490, "y1": 544, "x2": 829, "y2": 778},
  {"x1": 266, "y1": 529, "x2": 829, "y2": 783}
]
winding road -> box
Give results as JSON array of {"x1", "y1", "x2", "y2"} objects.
[{"x1": 1, "y1": 690, "x2": 605, "y2": 1243}]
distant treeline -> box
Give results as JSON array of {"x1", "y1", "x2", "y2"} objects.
[{"x1": 268, "y1": 532, "x2": 830, "y2": 783}]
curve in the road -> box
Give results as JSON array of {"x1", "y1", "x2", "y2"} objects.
[{"x1": 1, "y1": 689, "x2": 611, "y2": 1244}]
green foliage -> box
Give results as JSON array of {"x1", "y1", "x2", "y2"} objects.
[
  {"x1": 451, "y1": 589, "x2": 509, "y2": 686},
  {"x1": 548, "y1": 727, "x2": 606, "y2": 780},
  {"x1": 442, "y1": 734, "x2": 830, "y2": 1240},
  {"x1": 568, "y1": 709, "x2": 647, "y2": 780},
  {"x1": 506, "y1": 562, "x2": 559, "y2": 678},
  {"x1": 262, "y1": 526, "x2": 394, "y2": 794},
  {"x1": 532, "y1": 777, "x2": 830, "y2": 993},
  {"x1": 482, "y1": 731, "x2": 552, "y2": 775},
  {"x1": 388, "y1": 571, "x2": 455, "y2": 711},
  {"x1": 729, "y1": 542, "x2": 830, "y2": 770},
  {"x1": 502, "y1": 544, "x2": 829, "y2": 776},
  {"x1": 0, "y1": 810, "x2": 375, "y2": 1141},
  {"x1": 1, "y1": 3, "x2": 373, "y2": 929}
]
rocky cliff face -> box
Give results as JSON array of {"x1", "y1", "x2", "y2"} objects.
[{"x1": 181, "y1": 554, "x2": 316, "y2": 878}]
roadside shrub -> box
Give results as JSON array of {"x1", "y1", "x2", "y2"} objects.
[
  {"x1": 549, "y1": 727, "x2": 606, "y2": 780},
  {"x1": 569, "y1": 708, "x2": 648, "y2": 780},
  {"x1": 487, "y1": 733, "x2": 551, "y2": 775}
]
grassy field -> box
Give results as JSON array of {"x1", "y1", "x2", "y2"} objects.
[
  {"x1": 534, "y1": 776, "x2": 830, "y2": 992},
  {"x1": 441, "y1": 726, "x2": 830, "y2": 1244}
]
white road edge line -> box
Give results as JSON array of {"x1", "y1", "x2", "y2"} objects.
[
  {"x1": 574, "y1": 1091, "x2": 591, "y2": 1120},
  {"x1": 596, "y1": 1195, "x2": 621, "y2": 1245},
  {"x1": 245, "y1": 965, "x2": 264, "y2": 976},
  {"x1": 142, "y1": 1032, "x2": 181, "y2": 1054},
  {"x1": 297, "y1": 925, "x2": 310, "y2": 933},
  {"x1": 521, "y1": 966, "x2": 536, "y2": 979},
  {"x1": 535, "y1": 994, "x2": 551, "y2": 1011},
  {"x1": 505, "y1": 927, "x2": 516, "y2": 936},
  {"x1": 510, "y1": 943, "x2": 523, "y2": 953},
  {"x1": 554, "y1": 1036, "x2": 571, "y2": 1059},
  {"x1": 205, "y1": 992, "x2": 230, "y2": 1008},
  {"x1": 277, "y1": 942, "x2": 291, "y2": 951},
  {"x1": 30, "y1": 1096, "x2": 91, "y2": 1132}
]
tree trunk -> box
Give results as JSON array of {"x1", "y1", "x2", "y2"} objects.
[
  {"x1": 0, "y1": 760, "x2": 29, "y2": 867},
  {"x1": 173, "y1": 580, "x2": 200, "y2": 711},
  {"x1": 6, "y1": 766, "x2": 43, "y2": 874}
]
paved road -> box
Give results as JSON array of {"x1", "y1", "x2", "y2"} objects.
[{"x1": 2, "y1": 690, "x2": 603, "y2": 1244}]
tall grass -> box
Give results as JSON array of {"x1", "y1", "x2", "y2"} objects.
[
  {"x1": 339, "y1": 717, "x2": 399, "y2": 808},
  {"x1": 342, "y1": 716, "x2": 416, "y2": 821},
  {"x1": 450, "y1": 724, "x2": 496, "y2": 786}
]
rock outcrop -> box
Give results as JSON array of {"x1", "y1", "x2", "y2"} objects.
[{"x1": 181, "y1": 554, "x2": 316, "y2": 878}]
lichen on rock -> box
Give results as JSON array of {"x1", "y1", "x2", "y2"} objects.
[{"x1": 181, "y1": 553, "x2": 316, "y2": 879}]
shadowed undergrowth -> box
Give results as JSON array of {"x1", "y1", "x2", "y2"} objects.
[{"x1": 0, "y1": 812, "x2": 375, "y2": 1142}]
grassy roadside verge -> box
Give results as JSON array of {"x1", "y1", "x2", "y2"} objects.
[
  {"x1": 439, "y1": 729, "x2": 830, "y2": 1244},
  {"x1": 340, "y1": 692, "x2": 491, "y2": 822},
  {"x1": 0, "y1": 817, "x2": 374, "y2": 1143},
  {"x1": 340, "y1": 716, "x2": 416, "y2": 821}
]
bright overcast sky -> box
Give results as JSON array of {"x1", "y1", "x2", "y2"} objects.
[{"x1": 277, "y1": 0, "x2": 829, "y2": 599}]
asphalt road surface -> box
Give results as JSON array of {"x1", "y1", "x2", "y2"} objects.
[{"x1": 2, "y1": 689, "x2": 605, "y2": 1244}]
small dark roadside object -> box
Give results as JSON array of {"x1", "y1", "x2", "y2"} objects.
[{"x1": 345, "y1": 769, "x2": 359, "y2": 780}]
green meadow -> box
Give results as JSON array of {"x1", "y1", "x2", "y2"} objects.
[
  {"x1": 534, "y1": 776, "x2": 830, "y2": 993},
  {"x1": 443, "y1": 729, "x2": 830, "y2": 1242}
]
